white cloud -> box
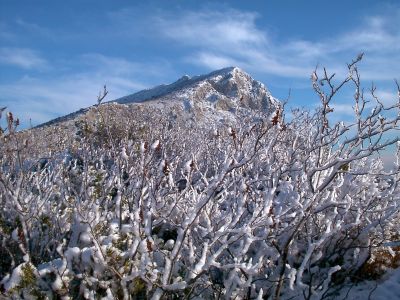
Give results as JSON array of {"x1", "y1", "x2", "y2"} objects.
[
  {"x1": 334, "y1": 16, "x2": 400, "y2": 53},
  {"x1": 188, "y1": 52, "x2": 240, "y2": 70},
  {"x1": 156, "y1": 8, "x2": 400, "y2": 82},
  {"x1": 154, "y1": 9, "x2": 327, "y2": 78},
  {"x1": 0, "y1": 47, "x2": 48, "y2": 69},
  {"x1": 15, "y1": 18, "x2": 53, "y2": 38},
  {"x1": 375, "y1": 89, "x2": 398, "y2": 106},
  {"x1": 158, "y1": 10, "x2": 266, "y2": 48},
  {"x1": 0, "y1": 22, "x2": 15, "y2": 40},
  {"x1": 331, "y1": 104, "x2": 356, "y2": 116}
]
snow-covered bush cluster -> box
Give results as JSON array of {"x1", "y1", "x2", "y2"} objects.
[{"x1": 1, "y1": 58, "x2": 400, "y2": 299}]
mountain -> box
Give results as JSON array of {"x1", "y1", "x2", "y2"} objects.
[
  {"x1": 115, "y1": 66, "x2": 277, "y2": 110},
  {"x1": 37, "y1": 67, "x2": 279, "y2": 128}
]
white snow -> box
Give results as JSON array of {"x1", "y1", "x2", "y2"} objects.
[{"x1": 1, "y1": 264, "x2": 24, "y2": 291}]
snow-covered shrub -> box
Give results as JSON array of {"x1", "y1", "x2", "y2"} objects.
[{"x1": 1, "y1": 56, "x2": 400, "y2": 299}]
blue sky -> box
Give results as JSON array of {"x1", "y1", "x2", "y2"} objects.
[{"x1": 1, "y1": 0, "x2": 400, "y2": 128}]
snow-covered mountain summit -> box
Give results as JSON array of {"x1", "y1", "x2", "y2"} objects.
[
  {"x1": 115, "y1": 66, "x2": 278, "y2": 113},
  {"x1": 37, "y1": 67, "x2": 279, "y2": 128}
]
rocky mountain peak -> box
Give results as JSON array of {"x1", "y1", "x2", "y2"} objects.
[
  {"x1": 36, "y1": 67, "x2": 279, "y2": 128},
  {"x1": 115, "y1": 66, "x2": 278, "y2": 113}
]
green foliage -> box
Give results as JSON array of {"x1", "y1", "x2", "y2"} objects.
[
  {"x1": 40, "y1": 214, "x2": 52, "y2": 231},
  {"x1": 131, "y1": 277, "x2": 147, "y2": 298},
  {"x1": 7, "y1": 263, "x2": 46, "y2": 299},
  {"x1": 20, "y1": 263, "x2": 36, "y2": 288},
  {"x1": 0, "y1": 216, "x2": 12, "y2": 234}
]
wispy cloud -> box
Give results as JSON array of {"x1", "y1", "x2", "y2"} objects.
[
  {"x1": 15, "y1": 18, "x2": 54, "y2": 38},
  {"x1": 331, "y1": 104, "x2": 357, "y2": 117},
  {"x1": 154, "y1": 10, "x2": 312, "y2": 78},
  {"x1": 152, "y1": 10, "x2": 327, "y2": 78},
  {"x1": 189, "y1": 52, "x2": 240, "y2": 70},
  {"x1": 0, "y1": 21, "x2": 16, "y2": 40},
  {"x1": 0, "y1": 47, "x2": 48, "y2": 69},
  {"x1": 158, "y1": 10, "x2": 266, "y2": 48},
  {"x1": 375, "y1": 89, "x2": 399, "y2": 106},
  {"x1": 334, "y1": 16, "x2": 400, "y2": 53},
  {"x1": 155, "y1": 8, "x2": 400, "y2": 82}
]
